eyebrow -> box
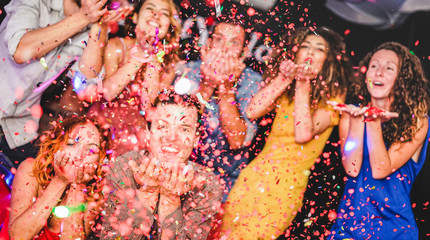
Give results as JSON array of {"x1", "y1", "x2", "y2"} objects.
[{"x1": 303, "y1": 41, "x2": 326, "y2": 47}]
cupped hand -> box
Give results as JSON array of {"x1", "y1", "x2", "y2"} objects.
[
  {"x1": 278, "y1": 59, "x2": 298, "y2": 79},
  {"x1": 80, "y1": 0, "x2": 109, "y2": 23},
  {"x1": 295, "y1": 63, "x2": 319, "y2": 82},
  {"x1": 128, "y1": 155, "x2": 161, "y2": 193},
  {"x1": 327, "y1": 101, "x2": 366, "y2": 116},
  {"x1": 100, "y1": 6, "x2": 134, "y2": 23},
  {"x1": 76, "y1": 163, "x2": 97, "y2": 184},
  {"x1": 53, "y1": 151, "x2": 78, "y2": 184},
  {"x1": 160, "y1": 163, "x2": 195, "y2": 199}
]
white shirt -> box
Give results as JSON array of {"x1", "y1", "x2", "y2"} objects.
[{"x1": 0, "y1": 0, "x2": 88, "y2": 148}]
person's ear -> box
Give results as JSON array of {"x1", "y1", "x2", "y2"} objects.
[{"x1": 193, "y1": 133, "x2": 200, "y2": 149}]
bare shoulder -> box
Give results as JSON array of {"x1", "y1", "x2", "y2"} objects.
[{"x1": 15, "y1": 158, "x2": 37, "y2": 176}]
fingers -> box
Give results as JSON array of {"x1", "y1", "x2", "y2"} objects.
[
  {"x1": 279, "y1": 59, "x2": 297, "y2": 78},
  {"x1": 383, "y1": 111, "x2": 399, "y2": 119},
  {"x1": 239, "y1": 47, "x2": 249, "y2": 63},
  {"x1": 295, "y1": 64, "x2": 317, "y2": 81}
]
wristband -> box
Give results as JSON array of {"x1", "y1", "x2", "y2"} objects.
[{"x1": 71, "y1": 71, "x2": 97, "y2": 94}]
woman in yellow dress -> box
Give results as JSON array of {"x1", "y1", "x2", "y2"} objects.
[{"x1": 220, "y1": 26, "x2": 352, "y2": 239}]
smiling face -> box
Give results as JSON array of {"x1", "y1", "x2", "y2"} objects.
[
  {"x1": 148, "y1": 103, "x2": 199, "y2": 165},
  {"x1": 135, "y1": 0, "x2": 171, "y2": 40},
  {"x1": 295, "y1": 35, "x2": 328, "y2": 73},
  {"x1": 209, "y1": 23, "x2": 245, "y2": 58},
  {"x1": 366, "y1": 49, "x2": 399, "y2": 102},
  {"x1": 62, "y1": 123, "x2": 101, "y2": 166}
]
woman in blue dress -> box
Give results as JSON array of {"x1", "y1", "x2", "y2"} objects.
[{"x1": 328, "y1": 42, "x2": 430, "y2": 239}]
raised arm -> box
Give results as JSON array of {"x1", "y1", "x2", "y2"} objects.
[
  {"x1": 101, "y1": 39, "x2": 163, "y2": 103},
  {"x1": 293, "y1": 64, "x2": 341, "y2": 143},
  {"x1": 11, "y1": 0, "x2": 107, "y2": 64},
  {"x1": 366, "y1": 116, "x2": 428, "y2": 179},
  {"x1": 245, "y1": 59, "x2": 295, "y2": 120},
  {"x1": 8, "y1": 159, "x2": 69, "y2": 240}
]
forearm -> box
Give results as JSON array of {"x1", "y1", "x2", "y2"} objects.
[
  {"x1": 341, "y1": 118, "x2": 365, "y2": 177},
  {"x1": 197, "y1": 79, "x2": 216, "y2": 103},
  {"x1": 159, "y1": 195, "x2": 181, "y2": 240},
  {"x1": 9, "y1": 177, "x2": 69, "y2": 239},
  {"x1": 102, "y1": 59, "x2": 144, "y2": 101},
  {"x1": 13, "y1": 12, "x2": 91, "y2": 64},
  {"x1": 141, "y1": 62, "x2": 162, "y2": 108},
  {"x1": 218, "y1": 91, "x2": 247, "y2": 149},
  {"x1": 136, "y1": 189, "x2": 159, "y2": 213},
  {"x1": 79, "y1": 24, "x2": 109, "y2": 79},
  {"x1": 59, "y1": 185, "x2": 88, "y2": 239},
  {"x1": 294, "y1": 81, "x2": 313, "y2": 143},
  {"x1": 366, "y1": 120, "x2": 392, "y2": 179},
  {"x1": 246, "y1": 74, "x2": 290, "y2": 119}
]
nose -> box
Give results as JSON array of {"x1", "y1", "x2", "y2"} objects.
[
  {"x1": 164, "y1": 128, "x2": 178, "y2": 142},
  {"x1": 152, "y1": 10, "x2": 160, "y2": 19},
  {"x1": 306, "y1": 46, "x2": 315, "y2": 56},
  {"x1": 375, "y1": 66, "x2": 383, "y2": 76}
]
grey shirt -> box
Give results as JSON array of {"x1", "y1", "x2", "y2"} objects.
[
  {"x1": 0, "y1": 0, "x2": 88, "y2": 148},
  {"x1": 101, "y1": 150, "x2": 223, "y2": 239}
]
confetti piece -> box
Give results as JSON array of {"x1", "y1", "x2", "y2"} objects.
[
  {"x1": 40, "y1": 57, "x2": 48, "y2": 70},
  {"x1": 196, "y1": 93, "x2": 215, "y2": 110},
  {"x1": 304, "y1": 58, "x2": 312, "y2": 70},
  {"x1": 214, "y1": 0, "x2": 221, "y2": 17},
  {"x1": 33, "y1": 57, "x2": 79, "y2": 93},
  {"x1": 156, "y1": 50, "x2": 165, "y2": 63}
]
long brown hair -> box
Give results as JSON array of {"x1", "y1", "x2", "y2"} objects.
[
  {"x1": 33, "y1": 117, "x2": 111, "y2": 194},
  {"x1": 350, "y1": 42, "x2": 429, "y2": 145},
  {"x1": 265, "y1": 26, "x2": 352, "y2": 109}
]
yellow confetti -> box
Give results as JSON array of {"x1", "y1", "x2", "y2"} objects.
[{"x1": 40, "y1": 57, "x2": 48, "y2": 70}]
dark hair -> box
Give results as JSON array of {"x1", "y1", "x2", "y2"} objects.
[
  {"x1": 212, "y1": 17, "x2": 249, "y2": 44},
  {"x1": 264, "y1": 26, "x2": 352, "y2": 109},
  {"x1": 350, "y1": 42, "x2": 429, "y2": 145},
  {"x1": 147, "y1": 89, "x2": 202, "y2": 130}
]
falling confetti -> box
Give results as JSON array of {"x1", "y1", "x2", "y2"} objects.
[
  {"x1": 214, "y1": 0, "x2": 221, "y2": 17},
  {"x1": 39, "y1": 57, "x2": 48, "y2": 70},
  {"x1": 196, "y1": 93, "x2": 215, "y2": 110}
]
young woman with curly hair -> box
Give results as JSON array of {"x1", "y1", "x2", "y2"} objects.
[
  {"x1": 8, "y1": 117, "x2": 111, "y2": 239},
  {"x1": 220, "y1": 26, "x2": 352, "y2": 239},
  {"x1": 328, "y1": 42, "x2": 430, "y2": 239}
]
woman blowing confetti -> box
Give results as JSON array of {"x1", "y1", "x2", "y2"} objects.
[
  {"x1": 329, "y1": 42, "x2": 430, "y2": 239},
  {"x1": 8, "y1": 117, "x2": 111, "y2": 239},
  {"x1": 220, "y1": 26, "x2": 352, "y2": 239},
  {"x1": 87, "y1": 0, "x2": 181, "y2": 155}
]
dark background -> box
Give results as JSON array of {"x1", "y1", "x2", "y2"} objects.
[{"x1": 1, "y1": 0, "x2": 429, "y2": 238}]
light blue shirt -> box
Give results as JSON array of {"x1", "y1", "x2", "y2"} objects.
[{"x1": 183, "y1": 60, "x2": 262, "y2": 201}]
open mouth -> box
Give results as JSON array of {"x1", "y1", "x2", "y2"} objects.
[
  {"x1": 148, "y1": 21, "x2": 160, "y2": 28},
  {"x1": 161, "y1": 146, "x2": 180, "y2": 154},
  {"x1": 372, "y1": 81, "x2": 384, "y2": 86},
  {"x1": 304, "y1": 58, "x2": 313, "y2": 65}
]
